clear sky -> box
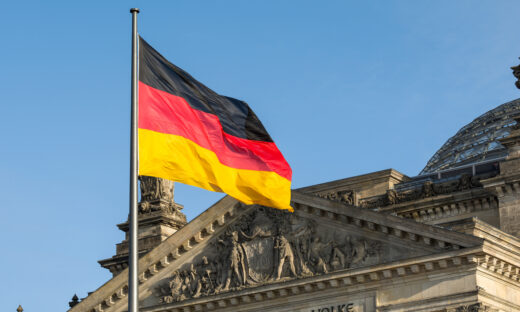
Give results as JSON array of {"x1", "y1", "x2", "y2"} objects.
[{"x1": 2, "y1": 1, "x2": 520, "y2": 311}]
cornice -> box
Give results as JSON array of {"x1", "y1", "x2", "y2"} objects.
[
  {"x1": 477, "y1": 288, "x2": 520, "y2": 311},
  {"x1": 476, "y1": 255, "x2": 520, "y2": 288},
  {"x1": 378, "y1": 189, "x2": 497, "y2": 224},
  {"x1": 483, "y1": 178, "x2": 520, "y2": 197},
  {"x1": 140, "y1": 247, "x2": 520, "y2": 312},
  {"x1": 143, "y1": 247, "x2": 485, "y2": 312},
  {"x1": 291, "y1": 192, "x2": 483, "y2": 248},
  {"x1": 296, "y1": 168, "x2": 409, "y2": 193},
  {"x1": 471, "y1": 219, "x2": 520, "y2": 254},
  {"x1": 117, "y1": 210, "x2": 187, "y2": 232}
]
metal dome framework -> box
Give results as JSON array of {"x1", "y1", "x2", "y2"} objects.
[{"x1": 420, "y1": 99, "x2": 520, "y2": 175}]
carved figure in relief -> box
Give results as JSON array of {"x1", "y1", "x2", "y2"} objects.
[
  {"x1": 224, "y1": 231, "x2": 247, "y2": 289},
  {"x1": 339, "y1": 190, "x2": 354, "y2": 205},
  {"x1": 157, "y1": 207, "x2": 382, "y2": 303},
  {"x1": 359, "y1": 197, "x2": 385, "y2": 209},
  {"x1": 351, "y1": 239, "x2": 368, "y2": 265},
  {"x1": 198, "y1": 256, "x2": 215, "y2": 294},
  {"x1": 309, "y1": 237, "x2": 331, "y2": 274},
  {"x1": 294, "y1": 238, "x2": 312, "y2": 275},
  {"x1": 451, "y1": 303, "x2": 489, "y2": 312},
  {"x1": 317, "y1": 190, "x2": 355, "y2": 205},
  {"x1": 329, "y1": 242, "x2": 346, "y2": 270},
  {"x1": 241, "y1": 209, "x2": 274, "y2": 239},
  {"x1": 512, "y1": 61, "x2": 520, "y2": 89},
  {"x1": 386, "y1": 189, "x2": 399, "y2": 205},
  {"x1": 187, "y1": 264, "x2": 202, "y2": 298},
  {"x1": 327, "y1": 192, "x2": 340, "y2": 201},
  {"x1": 165, "y1": 270, "x2": 189, "y2": 302},
  {"x1": 421, "y1": 180, "x2": 435, "y2": 198},
  {"x1": 181, "y1": 272, "x2": 190, "y2": 300},
  {"x1": 361, "y1": 172, "x2": 489, "y2": 209},
  {"x1": 213, "y1": 242, "x2": 230, "y2": 292},
  {"x1": 163, "y1": 270, "x2": 183, "y2": 302},
  {"x1": 289, "y1": 215, "x2": 313, "y2": 276},
  {"x1": 458, "y1": 174, "x2": 472, "y2": 191},
  {"x1": 139, "y1": 176, "x2": 174, "y2": 202},
  {"x1": 274, "y1": 231, "x2": 297, "y2": 279}
]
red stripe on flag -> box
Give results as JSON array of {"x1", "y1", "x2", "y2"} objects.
[{"x1": 138, "y1": 82, "x2": 292, "y2": 181}]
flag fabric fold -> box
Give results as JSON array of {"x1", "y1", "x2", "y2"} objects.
[{"x1": 138, "y1": 37, "x2": 292, "y2": 210}]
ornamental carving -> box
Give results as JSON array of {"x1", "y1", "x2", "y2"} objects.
[
  {"x1": 139, "y1": 176, "x2": 182, "y2": 215},
  {"x1": 445, "y1": 303, "x2": 493, "y2": 312},
  {"x1": 511, "y1": 60, "x2": 520, "y2": 89},
  {"x1": 156, "y1": 207, "x2": 380, "y2": 303},
  {"x1": 359, "y1": 174, "x2": 483, "y2": 209},
  {"x1": 140, "y1": 176, "x2": 174, "y2": 202},
  {"x1": 317, "y1": 190, "x2": 355, "y2": 205}
]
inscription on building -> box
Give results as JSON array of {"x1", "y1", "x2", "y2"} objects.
[{"x1": 310, "y1": 303, "x2": 355, "y2": 312}]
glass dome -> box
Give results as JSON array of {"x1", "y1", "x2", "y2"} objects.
[{"x1": 420, "y1": 98, "x2": 520, "y2": 175}]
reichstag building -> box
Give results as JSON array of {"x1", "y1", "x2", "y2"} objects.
[{"x1": 69, "y1": 99, "x2": 520, "y2": 311}]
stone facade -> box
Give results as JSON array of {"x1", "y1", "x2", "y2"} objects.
[
  {"x1": 482, "y1": 115, "x2": 520, "y2": 238},
  {"x1": 69, "y1": 105, "x2": 520, "y2": 312}
]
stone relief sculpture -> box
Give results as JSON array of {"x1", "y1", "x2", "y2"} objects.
[
  {"x1": 274, "y1": 230, "x2": 297, "y2": 279},
  {"x1": 445, "y1": 303, "x2": 494, "y2": 312},
  {"x1": 421, "y1": 180, "x2": 435, "y2": 198},
  {"x1": 359, "y1": 174, "x2": 485, "y2": 209},
  {"x1": 157, "y1": 207, "x2": 380, "y2": 303},
  {"x1": 140, "y1": 176, "x2": 174, "y2": 202},
  {"x1": 511, "y1": 60, "x2": 520, "y2": 89},
  {"x1": 386, "y1": 189, "x2": 400, "y2": 205},
  {"x1": 139, "y1": 176, "x2": 183, "y2": 216},
  {"x1": 226, "y1": 231, "x2": 247, "y2": 287},
  {"x1": 317, "y1": 190, "x2": 355, "y2": 205}
]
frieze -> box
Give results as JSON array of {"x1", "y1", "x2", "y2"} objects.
[
  {"x1": 445, "y1": 303, "x2": 493, "y2": 312},
  {"x1": 316, "y1": 190, "x2": 355, "y2": 205},
  {"x1": 156, "y1": 207, "x2": 380, "y2": 303},
  {"x1": 359, "y1": 174, "x2": 483, "y2": 209}
]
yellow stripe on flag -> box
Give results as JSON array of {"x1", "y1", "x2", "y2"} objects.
[{"x1": 138, "y1": 128, "x2": 292, "y2": 211}]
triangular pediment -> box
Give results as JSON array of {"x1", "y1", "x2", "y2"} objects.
[{"x1": 70, "y1": 191, "x2": 483, "y2": 312}]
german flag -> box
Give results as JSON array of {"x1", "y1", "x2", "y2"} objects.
[{"x1": 138, "y1": 37, "x2": 292, "y2": 211}]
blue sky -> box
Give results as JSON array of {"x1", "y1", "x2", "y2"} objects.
[{"x1": 2, "y1": 1, "x2": 520, "y2": 311}]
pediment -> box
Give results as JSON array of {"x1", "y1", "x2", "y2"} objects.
[
  {"x1": 70, "y1": 191, "x2": 483, "y2": 312},
  {"x1": 149, "y1": 208, "x2": 413, "y2": 306}
]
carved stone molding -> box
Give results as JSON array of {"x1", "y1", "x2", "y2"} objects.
[
  {"x1": 151, "y1": 251, "x2": 480, "y2": 312},
  {"x1": 445, "y1": 303, "x2": 495, "y2": 312},
  {"x1": 477, "y1": 254, "x2": 520, "y2": 282},
  {"x1": 395, "y1": 195, "x2": 498, "y2": 223}
]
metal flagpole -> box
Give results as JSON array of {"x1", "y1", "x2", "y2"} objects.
[{"x1": 129, "y1": 7, "x2": 140, "y2": 312}]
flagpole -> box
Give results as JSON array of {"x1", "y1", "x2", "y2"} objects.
[{"x1": 129, "y1": 7, "x2": 140, "y2": 312}]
